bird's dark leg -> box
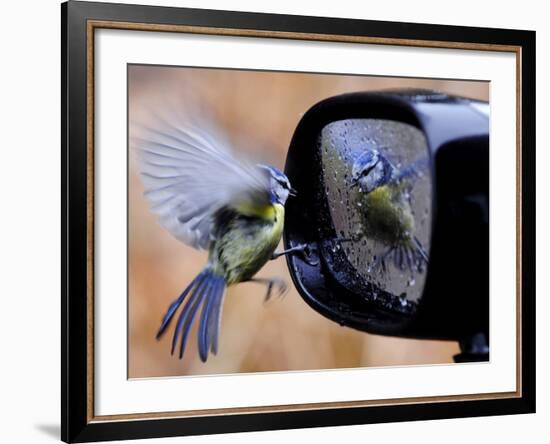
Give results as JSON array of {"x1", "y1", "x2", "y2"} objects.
[
  {"x1": 271, "y1": 244, "x2": 307, "y2": 260},
  {"x1": 247, "y1": 277, "x2": 288, "y2": 302}
]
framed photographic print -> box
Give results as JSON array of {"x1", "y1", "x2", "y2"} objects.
[{"x1": 61, "y1": 1, "x2": 536, "y2": 442}]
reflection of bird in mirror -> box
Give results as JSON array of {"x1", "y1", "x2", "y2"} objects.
[
  {"x1": 350, "y1": 149, "x2": 429, "y2": 273},
  {"x1": 135, "y1": 114, "x2": 304, "y2": 363}
]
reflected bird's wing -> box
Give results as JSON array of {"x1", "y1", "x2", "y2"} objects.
[{"x1": 133, "y1": 113, "x2": 270, "y2": 250}]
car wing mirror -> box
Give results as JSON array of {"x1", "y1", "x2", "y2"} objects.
[{"x1": 283, "y1": 89, "x2": 489, "y2": 362}]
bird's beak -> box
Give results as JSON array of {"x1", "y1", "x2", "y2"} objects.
[
  {"x1": 349, "y1": 177, "x2": 359, "y2": 189},
  {"x1": 289, "y1": 187, "x2": 298, "y2": 197}
]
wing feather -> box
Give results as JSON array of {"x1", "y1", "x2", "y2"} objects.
[{"x1": 133, "y1": 113, "x2": 270, "y2": 250}]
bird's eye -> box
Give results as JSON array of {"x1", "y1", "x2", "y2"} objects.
[
  {"x1": 361, "y1": 164, "x2": 376, "y2": 176},
  {"x1": 277, "y1": 179, "x2": 290, "y2": 189},
  {"x1": 362, "y1": 163, "x2": 377, "y2": 177}
]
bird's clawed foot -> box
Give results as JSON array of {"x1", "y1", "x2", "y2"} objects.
[
  {"x1": 248, "y1": 277, "x2": 288, "y2": 302},
  {"x1": 271, "y1": 243, "x2": 307, "y2": 260},
  {"x1": 271, "y1": 243, "x2": 319, "y2": 265},
  {"x1": 264, "y1": 278, "x2": 288, "y2": 302}
]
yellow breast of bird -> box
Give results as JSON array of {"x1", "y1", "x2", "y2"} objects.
[
  {"x1": 270, "y1": 203, "x2": 285, "y2": 244},
  {"x1": 364, "y1": 185, "x2": 415, "y2": 245},
  {"x1": 213, "y1": 203, "x2": 285, "y2": 284}
]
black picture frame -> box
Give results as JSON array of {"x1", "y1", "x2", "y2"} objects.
[{"x1": 61, "y1": 1, "x2": 536, "y2": 442}]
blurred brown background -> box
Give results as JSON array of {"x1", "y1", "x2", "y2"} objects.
[{"x1": 128, "y1": 65, "x2": 489, "y2": 378}]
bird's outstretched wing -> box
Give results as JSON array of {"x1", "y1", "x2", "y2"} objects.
[{"x1": 133, "y1": 114, "x2": 270, "y2": 250}]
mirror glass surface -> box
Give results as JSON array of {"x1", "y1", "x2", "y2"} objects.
[{"x1": 319, "y1": 119, "x2": 432, "y2": 303}]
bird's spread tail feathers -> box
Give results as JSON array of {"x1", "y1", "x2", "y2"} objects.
[
  {"x1": 156, "y1": 267, "x2": 226, "y2": 362},
  {"x1": 374, "y1": 237, "x2": 429, "y2": 274}
]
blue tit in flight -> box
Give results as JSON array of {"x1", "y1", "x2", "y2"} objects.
[
  {"x1": 350, "y1": 149, "x2": 429, "y2": 273},
  {"x1": 136, "y1": 116, "x2": 302, "y2": 363}
]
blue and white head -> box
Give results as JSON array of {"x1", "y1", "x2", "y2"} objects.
[
  {"x1": 258, "y1": 164, "x2": 296, "y2": 205},
  {"x1": 350, "y1": 149, "x2": 396, "y2": 193}
]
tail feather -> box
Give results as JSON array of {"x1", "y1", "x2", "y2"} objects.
[
  {"x1": 209, "y1": 281, "x2": 226, "y2": 356},
  {"x1": 173, "y1": 277, "x2": 211, "y2": 358},
  {"x1": 157, "y1": 267, "x2": 226, "y2": 362},
  {"x1": 198, "y1": 278, "x2": 225, "y2": 361},
  {"x1": 413, "y1": 236, "x2": 429, "y2": 262},
  {"x1": 156, "y1": 270, "x2": 207, "y2": 340}
]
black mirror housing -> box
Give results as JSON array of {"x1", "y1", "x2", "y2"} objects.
[{"x1": 283, "y1": 89, "x2": 489, "y2": 352}]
